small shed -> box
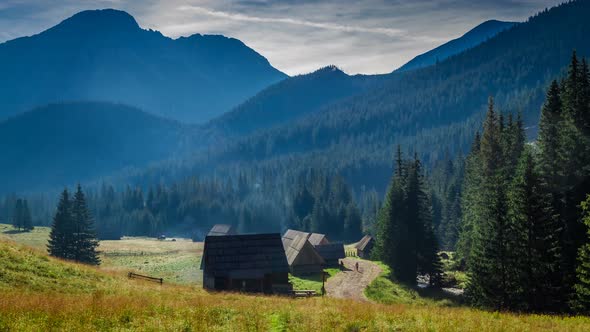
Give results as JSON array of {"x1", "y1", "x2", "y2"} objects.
[
  {"x1": 202, "y1": 233, "x2": 291, "y2": 294},
  {"x1": 355, "y1": 235, "x2": 375, "y2": 259},
  {"x1": 208, "y1": 224, "x2": 236, "y2": 236},
  {"x1": 315, "y1": 243, "x2": 345, "y2": 267},
  {"x1": 284, "y1": 234, "x2": 325, "y2": 275}
]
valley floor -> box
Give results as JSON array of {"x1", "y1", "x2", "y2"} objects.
[{"x1": 1, "y1": 225, "x2": 589, "y2": 331}]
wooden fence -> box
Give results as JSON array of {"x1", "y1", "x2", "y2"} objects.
[{"x1": 127, "y1": 272, "x2": 163, "y2": 284}]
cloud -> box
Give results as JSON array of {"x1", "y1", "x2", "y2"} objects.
[
  {"x1": 179, "y1": 5, "x2": 406, "y2": 37},
  {"x1": 0, "y1": 0, "x2": 566, "y2": 75}
]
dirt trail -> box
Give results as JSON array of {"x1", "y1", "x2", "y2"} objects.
[{"x1": 325, "y1": 257, "x2": 382, "y2": 301}]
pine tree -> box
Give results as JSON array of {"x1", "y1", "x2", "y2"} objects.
[
  {"x1": 508, "y1": 146, "x2": 563, "y2": 312},
  {"x1": 12, "y1": 199, "x2": 23, "y2": 230},
  {"x1": 574, "y1": 195, "x2": 590, "y2": 313},
  {"x1": 22, "y1": 199, "x2": 33, "y2": 231},
  {"x1": 71, "y1": 184, "x2": 100, "y2": 265},
  {"x1": 48, "y1": 189, "x2": 74, "y2": 260},
  {"x1": 466, "y1": 97, "x2": 514, "y2": 309},
  {"x1": 456, "y1": 132, "x2": 482, "y2": 264}
]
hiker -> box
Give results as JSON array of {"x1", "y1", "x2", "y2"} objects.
[{"x1": 355, "y1": 262, "x2": 359, "y2": 272}]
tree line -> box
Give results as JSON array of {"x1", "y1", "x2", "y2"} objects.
[
  {"x1": 48, "y1": 185, "x2": 100, "y2": 265},
  {"x1": 456, "y1": 52, "x2": 590, "y2": 313}
]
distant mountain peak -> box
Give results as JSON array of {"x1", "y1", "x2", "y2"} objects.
[
  {"x1": 312, "y1": 65, "x2": 347, "y2": 76},
  {"x1": 50, "y1": 9, "x2": 140, "y2": 34}
]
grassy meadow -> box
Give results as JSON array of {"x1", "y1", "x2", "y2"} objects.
[
  {"x1": 0, "y1": 224, "x2": 203, "y2": 285},
  {"x1": 1, "y1": 224, "x2": 590, "y2": 331}
]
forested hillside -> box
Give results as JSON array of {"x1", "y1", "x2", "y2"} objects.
[
  {"x1": 0, "y1": 9, "x2": 286, "y2": 123},
  {"x1": 396, "y1": 20, "x2": 516, "y2": 72},
  {"x1": 194, "y1": 0, "x2": 590, "y2": 194},
  {"x1": 203, "y1": 66, "x2": 385, "y2": 139},
  {"x1": 0, "y1": 102, "x2": 187, "y2": 192}
]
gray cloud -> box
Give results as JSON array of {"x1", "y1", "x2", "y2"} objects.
[{"x1": 0, "y1": 0, "x2": 564, "y2": 75}]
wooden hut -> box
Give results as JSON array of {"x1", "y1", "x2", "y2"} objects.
[
  {"x1": 315, "y1": 243, "x2": 345, "y2": 267},
  {"x1": 283, "y1": 234, "x2": 325, "y2": 275},
  {"x1": 355, "y1": 235, "x2": 375, "y2": 259},
  {"x1": 207, "y1": 224, "x2": 236, "y2": 236},
  {"x1": 201, "y1": 233, "x2": 292, "y2": 294}
]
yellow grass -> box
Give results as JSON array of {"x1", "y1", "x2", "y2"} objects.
[
  {"x1": 1, "y1": 226, "x2": 590, "y2": 330},
  {"x1": 0, "y1": 224, "x2": 204, "y2": 285}
]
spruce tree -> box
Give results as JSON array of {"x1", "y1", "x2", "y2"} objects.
[
  {"x1": 48, "y1": 189, "x2": 74, "y2": 260},
  {"x1": 22, "y1": 199, "x2": 33, "y2": 231},
  {"x1": 12, "y1": 199, "x2": 23, "y2": 230},
  {"x1": 508, "y1": 146, "x2": 563, "y2": 312},
  {"x1": 466, "y1": 97, "x2": 514, "y2": 309},
  {"x1": 574, "y1": 195, "x2": 590, "y2": 313},
  {"x1": 71, "y1": 185, "x2": 100, "y2": 265},
  {"x1": 456, "y1": 132, "x2": 482, "y2": 264}
]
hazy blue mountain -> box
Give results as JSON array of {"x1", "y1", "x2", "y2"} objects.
[
  {"x1": 396, "y1": 20, "x2": 516, "y2": 72},
  {"x1": 203, "y1": 65, "x2": 386, "y2": 139},
  {"x1": 0, "y1": 102, "x2": 187, "y2": 192},
  {"x1": 156, "y1": 0, "x2": 590, "y2": 194},
  {"x1": 0, "y1": 9, "x2": 287, "y2": 123}
]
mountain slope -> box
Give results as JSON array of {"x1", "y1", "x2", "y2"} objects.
[
  {"x1": 167, "y1": 0, "x2": 590, "y2": 193},
  {"x1": 0, "y1": 102, "x2": 187, "y2": 192},
  {"x1": 203, "y1": 65, "x2": 385, "y2": 139},
  {"x1": 396, "y1": 20, "x2": 516, "y2": 72},
  {"x1": 0, "y1": 9, "x2": 287, "y2": 123}
]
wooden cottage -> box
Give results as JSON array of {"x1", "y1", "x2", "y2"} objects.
[
  {"x1": 283, "y1": 234, "x2": 325, "y2": 275},
  {"x1": 355, "y1": 235, "x2": 375, "y2": 259},
  {"x1": 208, "y1": 224, "x2": 236, "y2": 236},
  {"x1": 315, "y1": 243, "x2": 346, "y2": 267},
  {"x1": 201, "y1": 233, "x2": 292, "y2": 294}
]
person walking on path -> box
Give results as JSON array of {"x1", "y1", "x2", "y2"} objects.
[{"x1": 355, "y1": 262, "x2": 359, "y2": 272}]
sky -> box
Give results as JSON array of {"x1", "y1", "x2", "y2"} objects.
[{"x1": 0, "y1": 0, "x2": 565, "y2": 75}]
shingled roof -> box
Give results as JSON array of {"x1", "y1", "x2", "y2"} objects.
[
  {"x1": 284, "y1": 234, "x2": 325, "y2": 266},
  {"x1": 308, "y1": 233, "x2": 328, "y2": 246},
  {"x1": 355, "y1": 235, "x2": 374, "y2": 251},
  {"x1": 202, "y1": 233, "x2": 289, "y2": 279},
  {"x1": 282, "y1": 229, "x2": 329, "y2": 248},
  {"x1": 208, "y1": 224, "x2": 236, "y2": 236}
]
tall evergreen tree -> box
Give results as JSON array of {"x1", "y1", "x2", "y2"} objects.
[
  {"x1": 12, "y1": 199, "x2": 23, "y2": 230},
  {"x1": 71, "y1": 185, "x2": 100, "y2": 265},
  {"x1": 466, "y1": 97, "x2": 515, "y2": 309},
  {"x1": 574, "y1": 195, "x2": 590, "y2": 313},
  {"x1": 48, "y1": 189, "x2": 74, "y2": 260},
  {"x1": 22, "y1": 199, "x2": 33, "y2": 231},
  {"x1": 508, "y1": 146, "x2": 563, "y2": 312}
]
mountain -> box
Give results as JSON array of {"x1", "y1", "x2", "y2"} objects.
[
  {"x1": 0, "y1": 102, "x2": 187, "y2": 192},
  {"x1": 160, "y1": 0, "x2": 590, "y2": 193},
  {"x1": 203, "y1": 65, "x2": 385, "y2": 139},
  {"x1": 396, "y1": 20, "x2": 516, "y2": 72},
  {"x1": 0, "y1": 9, "x2": 287, "y2": 123}
]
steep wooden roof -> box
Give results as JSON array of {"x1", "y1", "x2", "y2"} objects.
[
  {"x1": 208, "y1": 224, "x2": 236, "y2": 236},
  {"x1": 284, "y1": 234, "x2": 325, "y2": 266},
  {"x1": 308, "y1": 233, "x2": 329, "y2": 246},
  {"x1": 355, "y1": 235, "x2": 375, "y2": 251},
  {"x1": 202, "y1": 233, "x2": 289, "y2": 278}
]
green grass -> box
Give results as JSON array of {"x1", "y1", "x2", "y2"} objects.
[
  {"x1": 289, "y1": 268, "x2": 340, "y2": 293},
  {"x1": 0, "y1": 224, "x2": 203, "y2": 285},
  {"x1": 364, "y1": 262, "x2": 458, "y2": 307},
  {"x1": 0, "y1": 224, "x2": 51, "y2": 250},
  {"x1": 1, "y1": 235, "x2": 590, "y2": 330}
]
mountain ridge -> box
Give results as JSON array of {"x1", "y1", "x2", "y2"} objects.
[
  {"x1": 396, "y1": 19, "x2": 516, "y2": 72},
  {"x1": 0, "y1": 9, "x2": 287, "y2": 123}
]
